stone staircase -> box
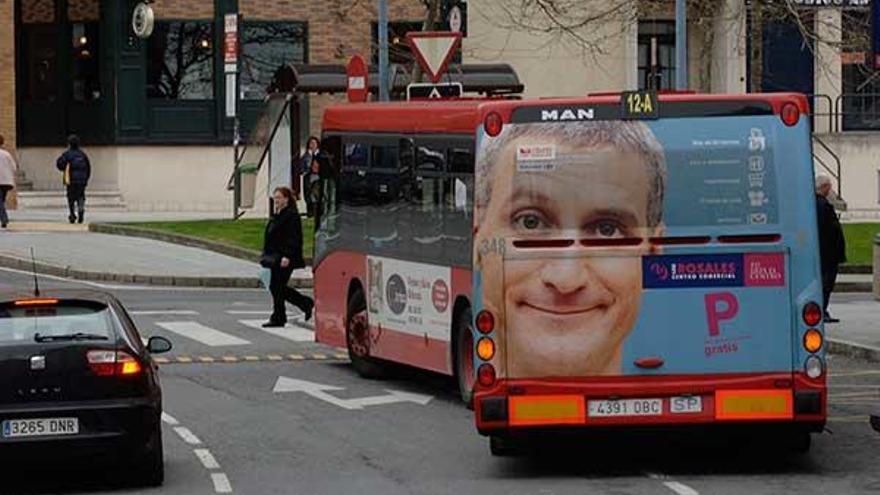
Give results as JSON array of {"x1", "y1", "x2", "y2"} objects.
[
  {"x1": 14, "y1": 169, "x2": 33, "y2": 191},
  {"x1": 16, "y1": 190, "x2": 127, "y2": 210}
]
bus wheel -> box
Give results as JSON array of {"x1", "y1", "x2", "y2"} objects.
[
  {"x1": 453, "y1": 306, "x2": 475, "y2": 408},
  {"x1": 346, "y1": 288, "x2": 385, "y2": 379},
  {"x1": 489, "y1": 436, "x2": 521, "y2": 457},
  {"x1": 783, "y1": 431, "x2": 812, "y2": 454}
]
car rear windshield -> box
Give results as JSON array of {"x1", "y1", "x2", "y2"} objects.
[{"x1": 0, "y1": 300, "x2": 115, "y2": 345}]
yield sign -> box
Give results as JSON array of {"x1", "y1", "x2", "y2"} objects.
[{"x1": 406, "y1": 31, "x2": 462, "y2": 84}]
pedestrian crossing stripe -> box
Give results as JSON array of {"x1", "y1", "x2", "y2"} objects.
[{"x1": 154, "y1": 353, "x2": 349, "y2": 365}]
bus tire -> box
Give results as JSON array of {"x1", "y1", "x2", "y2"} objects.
[
  {"x1": 784, "y1": 431, "x2": 811, "y2": 454},
  {"x1": 346, "y1": 287, "x2": 385, "y2": 379},
  {"x1": 453, "y1": 305, "x2": 475, "y2": 408},
  {"x1": 489, "y1": 436, "x2": 521, "y2": 457}
]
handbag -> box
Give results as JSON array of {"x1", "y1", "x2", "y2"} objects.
[
  {"x1": 259, "y1": 254, "x2": 278, "y2": 268},
  {"x1": 63, "y1": 163, "x2": 71, "y2": 186},
  {"x1": 4, "y1": 187, "x2": 16, "y2": 211}
]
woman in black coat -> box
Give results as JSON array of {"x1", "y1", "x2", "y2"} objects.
[{"x1": 262, "y1": 186, "x2": 314, "y2": 328}]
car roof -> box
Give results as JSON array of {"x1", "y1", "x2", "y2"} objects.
[{"x1": 0, "y1": 288, "x2": 120, "y2": 306}]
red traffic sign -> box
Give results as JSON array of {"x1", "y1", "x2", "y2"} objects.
[
  {"x1": 406, "y1": 32, "x2": 462, "y2": 84},
  {"x1": 346, "y1": 54, "x2": 369, "y2": 103}
]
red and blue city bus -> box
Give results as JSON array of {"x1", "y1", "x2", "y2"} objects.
[{"x1": 313, "y1": 93, "x2": 826, "y2": 454}]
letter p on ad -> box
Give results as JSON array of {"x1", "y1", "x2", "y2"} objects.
[{"x1": 705, "y1": 292, "x2": 739, "y2": 337}]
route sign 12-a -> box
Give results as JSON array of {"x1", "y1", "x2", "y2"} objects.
[{"x1": 621, "y1": 90, "x2": 659, "y2": 120}]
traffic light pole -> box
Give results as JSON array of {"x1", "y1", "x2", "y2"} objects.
[{"x1": 378, "y1": 0, "x2": 390, "y2": 101}]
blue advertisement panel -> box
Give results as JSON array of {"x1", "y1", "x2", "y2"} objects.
[{"x1": 473, "y1": 111, "x2": 821, "y2": 379}]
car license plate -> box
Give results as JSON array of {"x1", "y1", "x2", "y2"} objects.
[
  {"x1": 2, "y1": 418, "x2": 79, "y2": 438},
  {"x1": 588, "y1": 398, "x2": 663, "y2": 417},
  {"x1": 670, "y1": 396, "x2": 703, "y2": 414}
]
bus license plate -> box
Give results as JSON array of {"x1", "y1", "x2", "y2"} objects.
[
  {"x1": 2, "y1": 418, "x2": 79, "y2": 438},
  {"x1": 670, "y1": 396, "x2": 703, "y2": 414},
  {"x1": 588, "y1": 399, "x2": 662, "y2": 417}
]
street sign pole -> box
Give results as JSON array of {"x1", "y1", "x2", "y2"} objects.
[
  {"x1": 378, "y1": 0, "x2": 390, "y2": 101},
  {"x1": 675, "y1": 0, "x2": 687, "y2": 90}
]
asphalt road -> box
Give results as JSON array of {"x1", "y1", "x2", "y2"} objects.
[{"x1": 1, "y1": 267, "x2": 879, "y2": 495}]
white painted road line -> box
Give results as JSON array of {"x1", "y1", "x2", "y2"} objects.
[
  {"x1": 239, "y1": 319, "x2": 314, "y2": 342},
  {"x1": 161, "y1": 412, "x2": 180, "y2": 426},
  {"x1": 195, "y1": 448, "x2": 221, "y2": 470},
  {"x1": 212, "y1": 473, "x2": 233, "y2": 493},
  {"x1": 156, "y1": 321, "x2": 251, "y2": 347},
  {"x1": 225, "y1": 310, "x2": 273, "y2": 315},
  {"x1": 131, "y1": 310, "x2": 200, "y2": 316},
  {"x1": 174, "y1": 426, "x2": 202, "y2": 445},
  {"x1": 646, "y1": 473, "x2": 700, "y2": 495}
]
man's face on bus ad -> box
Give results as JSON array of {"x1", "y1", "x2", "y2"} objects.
[{"x1": 477, "y1": 124, "x2": 665, "y2": 378}]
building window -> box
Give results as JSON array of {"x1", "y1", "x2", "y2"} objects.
[
  {"x1": 72, "y1": 22, "x2": 100, "y2": 102},
  {"x1": 638, "y1": 21, "x2": 676, "y2": 91},
  {"x1": 840, "y1": 8, "x2": 878, "y2": 130},
  {"x1": 147, "y1": 21, "x2": 215, "y2": 100},
  {"x1": 240, "y1": 22, "x2": 307, "y2": 100}
]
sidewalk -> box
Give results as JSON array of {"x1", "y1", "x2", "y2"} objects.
[
  {"x1": 0, "y1": 230, "x2": 311, "y2": 288},
  {"x1": 827, "y1": 296, "x2": 880, "y2": 363}
]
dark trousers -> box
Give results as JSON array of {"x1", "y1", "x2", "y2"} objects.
[
  {"x1": 0, "y1": 185, "x2": 10, "y2": 226},
  {"x1": 66, "y1": 184, "x2": 86, "y2": 221},
  {"x1": 270, "y1": 266, "x2": 313, "y2": 323},
  {"x1": 822, "y1": 264, "x2": 839, "y2": 315}
]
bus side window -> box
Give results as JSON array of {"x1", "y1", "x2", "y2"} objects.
[
  {"x1": 411, "y1": 140, "x2": 445, "y2": 258},
  {"x1": 445, "y1": 143, "x2": 474, "y2": 266}
]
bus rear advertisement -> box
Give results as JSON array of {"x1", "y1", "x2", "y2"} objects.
[{"x1": 313, "y1": 93, "x2": 826, "y2": 455}]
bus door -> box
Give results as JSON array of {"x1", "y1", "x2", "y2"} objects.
[{"x1": 473, "y1": 110, "x2": 812, "y2": 384}]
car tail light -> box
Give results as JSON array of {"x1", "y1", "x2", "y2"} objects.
[
  {"x1": 87, "y1": 350, "x2": 142, "y2": 377},
  {"x1": 476, "y1": 337, "x2": 495, "y2": 361},
  {"x1": 484, "y1": 112, "x2": 503, "y2": 137},
  {"x1": 803, "y1": 329, "x2": 823, "y2": 353},
  {"x1": 781, "y1": 102, "x2": 800, "y2": 127},
  {"x1": 805, "y1": 355, "x2": 824, "y2": 379},
  {"x1": 478, "y1": 364, "x2": 496, "y2": 387},
  {"x1": 476, "y1": 310, "x2": 494, "y2": 334},
  {"x1": 803, "y1": 302, "x2": 822, "y2": 327}
]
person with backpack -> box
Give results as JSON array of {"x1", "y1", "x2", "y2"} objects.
[{"x1": 55, "y1": 134, "x2": 91, "y2": 224}]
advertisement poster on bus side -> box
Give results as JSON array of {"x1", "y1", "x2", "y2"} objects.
[{"x1": 367, "y1": 256, "x2": 452, "y2": 342}]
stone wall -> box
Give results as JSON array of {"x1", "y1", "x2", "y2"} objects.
[{"x1": 0, "y1": 0, "x2": 16, "y2": 151}]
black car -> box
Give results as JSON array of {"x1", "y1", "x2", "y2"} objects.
[{"x1": 0, "y1": 290, "x2": 172, "y2": 486}]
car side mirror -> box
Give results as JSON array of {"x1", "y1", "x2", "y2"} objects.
[
  {"x1": 147, "y1": 336, "x2": 172, "y2": 354},
  {"x1": 871, "y1": 404, "x2": 880, "y2": 433}
]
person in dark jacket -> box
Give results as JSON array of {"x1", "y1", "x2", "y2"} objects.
[
  {"x1": 300, "y1": 136, "x2": 325, "y2": 217},
  {"x1": 55, "y1": 135, "x2": 91, "y2": 224},
  {"x1": 262, "y1": 186, "x2": 314, "y2": 328},
  {"x1": 815, "y1": 174, "x2": 846, "y2": 323}
]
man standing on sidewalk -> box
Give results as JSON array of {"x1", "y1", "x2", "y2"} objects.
[
  {"x1": 0, "y1": 134, "x2": 17, "y2": 229},
  {"x1": 55, "y1": 135, "x2": 91, "y2": 224},
  {"x1": 816, "y1": 174, "x2": 846, "y2": 323}
]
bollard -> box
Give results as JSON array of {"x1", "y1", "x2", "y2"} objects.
[{"x1": 874, "y1": 234, "x2": 880, "y2": 301}]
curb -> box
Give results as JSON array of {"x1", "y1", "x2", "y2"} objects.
[
  {"x1": 828, "y1": 338, "x2": 880, "y2": 364},
  {"x1": 837, "y1": 282, "x2": 873, "y2": 293},
  {"x1": 840, "y1": 264, "x2": 872, "y2": 275},
  {"x1": 89, "y1": 223, "x2": 262, "y2": 263},
  {"x1": 0, "y1": 254, "x2": 313, "y2": 289}
]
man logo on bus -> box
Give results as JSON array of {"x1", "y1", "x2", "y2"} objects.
[
  {"x1": 385, "y1": 274, "x2": 407, "y2": 315},
  {"x1": 475, "y1": 120, "x2": 666, "y2": 377}
]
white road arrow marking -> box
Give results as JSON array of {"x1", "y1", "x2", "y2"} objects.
[{"x1": 272, "y1": 376, "x2": 433, "y2": 410}]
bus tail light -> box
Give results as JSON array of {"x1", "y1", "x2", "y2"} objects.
[
  {"x1": 484, "y1": 112, "x2": 503, "y2": 137},
  {"x1": 805, "y1": 356, "x2": 824, "y2": 379},
  {"x1": 477, "y1": 337, "x2": 495, "y2": 361},
  {"x1": 803, "y1": 329, "x2": 823, "y2": 353},
  {"x1": 803, "y1": 302, "x2": 822, "y2": 327},
  {"x1": 476, "y1": 310, "x2": 494, "y2": 334},
  {"x1": 478, "y1": 364, "x2": 496, "y2": 387},
  {"x1": 781, "y1": 102, "x2": 800, "y2": 127},
  {"x1": 87, "y1": 350, "x2": 142, "y2": 377}
]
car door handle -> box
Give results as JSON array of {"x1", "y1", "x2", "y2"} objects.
[{"x1": 634, "y1": 357, "x2": 664, "y2": 369}]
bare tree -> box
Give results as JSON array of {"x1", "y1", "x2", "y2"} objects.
[{"x1": 480, "y1": 0, "x2": 870, "y2": 92}]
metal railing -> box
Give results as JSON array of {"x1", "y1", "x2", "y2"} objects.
[{"x1": 812, "y1": 133, "x2": 843, "y2": 198}]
